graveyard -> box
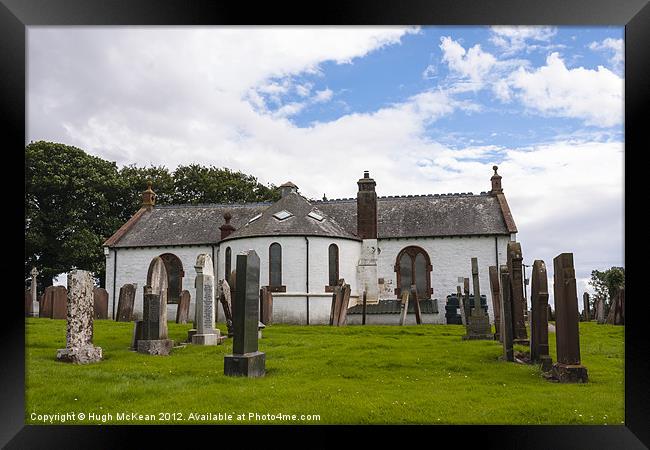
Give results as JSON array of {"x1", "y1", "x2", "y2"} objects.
[{"x1": 25, "y1": 318, "x2": 623, "y2": 425}]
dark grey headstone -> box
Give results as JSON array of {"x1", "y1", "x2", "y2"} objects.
[
  {"x1": 530, "y1": 260, "x2": 552, "y2": 371},
  {"x1": 233, "y1": 250, "x2": 261, "y2": 355},
  {"x1": 489, "y1": 266, "x2": 502, "y2": 341},
  {"x1": 582, "y1": 292, "x2": 590, "y2": 321},
  {"x1": 499, "y1": 265, "x2": 514, "y2": 362},
  {"x1": 176, "y1": 290, "x2": 191, "y2": 324},
  {"x1": 93, "y1": 287, "x2": 109, "y2": 319},
  {"x1": 507, "y1": 242, "x2": 528, "y2": 343},
  {"x1": 142, "y1": 286, "x2": 161, "y2": 341},
  {"x1": 116, "y1": 284, "x2": 136, "y2": 322}
]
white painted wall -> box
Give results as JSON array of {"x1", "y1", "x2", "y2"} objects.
[{"x1": 376, "y1": 235, "x2": 512, "y2": 324}]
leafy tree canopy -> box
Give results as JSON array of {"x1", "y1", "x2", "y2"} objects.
[{"x1": 588, "y1": 266, "x2": 625, "y2": 310}]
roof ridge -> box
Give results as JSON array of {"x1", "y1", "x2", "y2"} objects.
[{"x1": 155, "y1": 202, "x2": 273, "y2": 208}]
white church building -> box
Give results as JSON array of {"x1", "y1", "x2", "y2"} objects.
[{"x1": 103, "y1": 167, "x2": 517, "y2": 325}]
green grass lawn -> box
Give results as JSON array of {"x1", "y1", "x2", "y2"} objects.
[{"x1": 25, "y1": 318, "x2": 624, "y2": 425}]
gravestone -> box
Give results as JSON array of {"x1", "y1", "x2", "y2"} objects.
[
  {"x1": 93, "y1": 287, "x2": 109, "y2": 319},
  {"x1": 220, "y1": 279, "x2": 234, "y2": 337},
  {"x1": 488, "y1": 266, "x2": 502, "y2": 341},
  {"x1": 30, "y1": 267, "x2": 39, "y2": 317},
  {"x1": 192, "y1": 254, "x2": 220, "y2": 345},
  {"x1": 550, "y1": 253, "x2": 588, "y2": 383},
  {"x1": 445, "y1": 292, "x2": 462, "y2": 325},
  {"x1": 148, "y1": 257, "x2": 169, "y2": 340},
  {"x1": 137, "y1": 285, "x2": 173, "y2": 355},
  {"x1": 457, "y1": 285, "x2": 467, "y2": 326},
  {"x1": 176, "y1": 290, "x2": 190, "y2": 324},
  {"x1": 595, "y1": 297, "x2": 605, "y2": 324},
  {"x1": 56, "y1": 270, "x2": 103, "y2": 364},
  {"x1": 463, "y1": 258, "x2": 493, "y2": 340},
  {"x1": 25, "y1": 290, "x2": 33, "y2": 317},
  {"x1": 507, "y1": 242, "x2": 529, "y2": 345},
  {"x1": 410, "y1": 285, "x2": 422, "y2": 325},
  {"x1": 329, "y1": 279, "x2": 349, "y2": 326},
  {"x1": 499, "y1": 265, "x2": 514, "y2": 362},
  {"x1": 131, "y1": 320, "x2": 143, "y2": 350},
  {"x1": 463, "y1": 278, "x2": 471, "y2": 326},
  {"x1": 582, "y1": 292, "x2": 590, "y2": 321},
  {"x1": 51, "y1": 286, "x2": 68, "y2": 319},
  {"x1": 224, "y1": 250, "x2": 266, "y2": 377},
  {"x1": 116, "y1": 284, "x2": 136, "y2": 322},
  {"x1": 337, "y1": 283, "x2": 352, "y2": 326},
  {"x1": 606, "y1": 288, "x2": 624, "y2": 325},
  {"x1": 530, "y1": 260, "x2": 552, "y2": 372},
  {"x1": 259, "y1": 286, "x2": 273, "y2": 325},
  {"x1": 399, "y1": 290, "x2": 410, "y2": 326}
]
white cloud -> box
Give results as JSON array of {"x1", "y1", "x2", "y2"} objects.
[
  {"x1": 490, "y1": 26, "x2": 557, "y2": 55},
  {"x1": 508, "y1": 53, "x2": 623, "y2": 127},
  {"x1": 313, "y1": 88, "x2": 333, "y2": 103},
  {"x1": 588, "y1": 38, "x2": 624, "y2": 72},
  {"x1": 439, "y1": 36, "x2": 496, "y2": 85}
]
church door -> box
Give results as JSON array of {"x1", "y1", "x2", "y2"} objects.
[{"x1": 394, "y1": 246, "x2": 432, "y2": 298}]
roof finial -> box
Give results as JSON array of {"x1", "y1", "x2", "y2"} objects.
[
  {"x1": 142, "y1": 180, "x2": 156, "y2": 208},
  {"x1": 493, "y1": 165, "x2": 499, "y2": 175},
  {"x1": 490, "y1": 165, "x2": 503, "y2": 195}
]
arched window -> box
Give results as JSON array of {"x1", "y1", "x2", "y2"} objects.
[
  {"x1": 394, "y1": 246, "x2": 432, "y2": 298},
  {"x1": 269, "y1": 242, "x2": 283, "y2": 290},
  {"x1": 225, "y1": 247, "x2": 232, "y2": 280},
  {"x1": 328, "y1": 243, "x2": 339, "y2": 287}
]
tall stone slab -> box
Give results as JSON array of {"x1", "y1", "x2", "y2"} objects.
[
  {"x1": 507, "y1": 242, "x2": 529, "y2": 344},
  {"x1": 488, "y1": 266, "x2": 502, "y2": 341},
  {"x1": 582, "y1": 293, "x2": 590, "y2": 321},
  {"x1": 192, "y1": 254, "x2": 220, "y2": 345},
  {"x1": 224, "y1": 250, "x2": 265, "y2": 377},
  {"x1": 50, "y1": 286, "x2": 68, "y2": 319},
  {"x1": 30, "y1": 267, "x2": 39, "y2": 317},
  {"x1": 551, "y1": 253, "x2": 588, "y2": 383},
  {"x1": 595, "y1": 297, "x2": 605, "y2": 324},
  {"x1": 399, "y1": 290, "x2": 410, "y2": 326},
  {"x1": 337, "y1": 284, "x2": 352, "y2": 326},
  {"x1": 25, "y1": 289, "x2": 33, "y2": 317},
  {"x1": 56, "y1": 270, "x2": 102, "y2": 364},
  {"x1": 148, "y1": 257, "x2": 169, "y2": 339},
  {"x1": 260, "y1": 286, "x2": 273, "y2": 325},
  {"x1": 93, "y1": 288, "x2": 109, "y2": 319},
  {"x1": 116, "y1": 284, "x2": 136, "y2": 322},
  {"x1": 530, "y1": 260, "x2": 552, "y2": 372},
  {"x1": 499, "y1": 265, "x2": 514, "y2": 362},
  {"x1": 463, "y1": 258, "x2": 492, "y2": 340},
  {"x1": 176, "y1": 290, "x2": 191, "y2": 324},
  {"x1": 219, "y1": 280, "x2": 234, "y2": 337},
  {"x1": 457, "y1": 285, "x2": 467, "y2": 326},
  {"x1": 137, "y1": 285, "x2": 173, "y2": 355}
]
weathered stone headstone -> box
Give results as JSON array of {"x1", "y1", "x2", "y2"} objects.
[
  {"x1": 224, "y1": 250, "x2": 265, "y2": 377},
  {"x1": 488, "y1": 266, "x2": 502, "y2": 341},
  {"x1": 595, "y1": 297, "x2": 605, "y2": 324},
  {"x1": 399, "y1": 290, "x2": 410, "y2": 326},
  {"x1": 337, "y1": 283, "x2": 352, "y2": 326},
  {"x1": 137, "y1": 285, "x2": 173, "y2": 355},
  {"x1": 507, "y1": 242, "x2": 529, "y2": 344},
  {"x1": 329, "y1": 279, "x2": 348, "y2": 326},
  {"x1": 463, "y1": 277, "x2": 471, "y2": 325},
  {"x1": 550, "y1": 253, "x2": 588, "y2": 383},
  {"x1": 148, "y1": 256, "x2": 169, "y2": 339},
  {"x1": 116, "y1": 284, "x2": 136, "y2": 322},
  {"x1": 582, "y1": 292, "x2": 590, "y2": 321},
  {"x1": 30, "y1": 267, "x2": 39, "y2": 317},
  {"x1": 259, "y1": 286, "x2": 273, "y2": 325},
  {"x1": 93, "y1": 287, "x2": 109, "y2": 319},
  {"x1": 410, "y1": 284, "x2": 422, "y2": 325},
  {"x1": 40, "y1": 286, "x2": 67, "y2": 319},
  {"x1": 457, "y1": 285, "x2": 467, "y2": 326},
  {"x1": 463, "y1": 258, "x2": 493, "y2": 340},
  {"x1": 176, "y1": 290, "x2": 190, "y2": 324},
  {"x1": 220, "y1": 279, "x2": 234, "y2": 337},
  {"x1": 25, "y1": 290, "x2": 33, "y2": 317},
  {"x1": 499, "y1": 265, "x2": 514, "y2": 362},
  {"x1": 606, "y1": 288, "x2": 624, "y2": 325},
  {"x1": 56, "y1": 270, "x2": 103, "y2": 364},
  {"x1": 192, "y1": 254, "x2": 220, "y2": 345},
  {"x1": 530, "y1": 260, "x2": 552, "y2": 372},
  {"x1": 130, "y1": 320, "x2": 143, "y2": 350}
]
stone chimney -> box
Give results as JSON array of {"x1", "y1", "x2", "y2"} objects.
[
  {"x1": 142, "y1": 181, "x2": 156, "y2": 209},
  {"x1": 356, "y1": 171, "x2": 377, "y2": 239},
  {"x1": 279, "y1": 182, "x2": 298, "y2": 198},
  {"x1": 489, "y1": 165, "x2": 503, "y2": 195},
  {"x1": 219, "y1": 211, "x2": 235, "y2": 240}
]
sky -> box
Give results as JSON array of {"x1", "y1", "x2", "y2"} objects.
[{"x1": 27, "y1": 26, "x2": 624, "y2": 308}]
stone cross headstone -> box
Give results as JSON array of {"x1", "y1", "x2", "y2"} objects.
[
  {"x1": 93, "y1": 287, "x2": 109, "y2": 319},
  {"x1": 582, "y1": 292, "x2": 590, "y2": 321},
  {"x1": 56, "y1": 270, "x2": 102, "y2": 364},
  {"x1": 530, "y1": 260, "x2": 552, "y2": 372},
  {"x1": 499, "y1": 265, "x2": 514, "y2": 362},
  {"x1": 191, "y1": 254, "x2": 220, "y2": 345},
  {"x1": 551, "y1": 253, "x2": 588, "y2": 383},
  {"x1": 116, "y1": 284, "x2": 136, "y2": 322},
  {"x1": 224, "y1": 250, "x2": 266, "y2": 377},
  {"x1": 488, "y1": 266, "x2": 502, "y2": 341},
  {"x1": 463, "y1": 258, "x2": 492, "y2": 340},
  {"x1": 399, "y1": 290, "x2": 410, "y2": 326},
  {"x1": 30, "y1": 267, "x2": 39, "y2": 317},
  {"x1": 507, "y1": 242, "x2": 529, "y2": 344},
  {"x1": 176, "y1": 290, "x2": 190, "y2": 324},
  {"x1": 220, "y1": 279, "x2": 234, "y2": 337},
  {"x1": 137, "y1": 285, "x2": 173, "y2": 355},
  {"x1": 148, "y1": 257, "x2": 169, "y2": 339}
]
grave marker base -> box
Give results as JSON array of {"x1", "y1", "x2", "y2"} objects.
[
  {"x1": 462, "y1": 315, "x2": 493, "y2": 340},
  {"x1": 549, "y1": 363, "x2": 588, "y2": 383},
  {"x1": 137, "y1": 339, "x2": 173, "y2": 356},
  {"x1": 539, "y1": 355, "x2": 553, "y2": 372},
  {"x1": 130, "y1": 320, "x2": 143, "y2": 350},
  {"x1": 56, "y1": 345, "x2": 103, "y2": 364},
  {"x1": 192, "y1": 331, "x2": 221, "y2": 345},
  {"x1": 187, "y1": 329, "x2": 197, "y2": 342},
  {"x1": 224, "y1": 351, "x2": 266, "y2": 378}
]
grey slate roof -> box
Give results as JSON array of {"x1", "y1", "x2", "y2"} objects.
[
  {"x1": 222, "y1": 192, "x2": 360, "y2": 241},
  {"x1": 107, "y1": 192, "x2": 512, "y2": 248}
]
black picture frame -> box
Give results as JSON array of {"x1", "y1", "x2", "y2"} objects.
[{"x1": 3, "y1": 0, "x2": 647, "y2": 447}]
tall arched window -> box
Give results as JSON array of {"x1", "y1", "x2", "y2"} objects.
[
  {"x1": 269, "y1": 242, "x2": 284, "y2": 291},
  {"x1": 224, "y1": 247, "x2": 232, "y2": 280},
  {"x1": 328, "y1": 243, "x2": 339, "y2": 287},
  {"x1": 394, "y1": 246, "x2": 432, "y2": 298}
]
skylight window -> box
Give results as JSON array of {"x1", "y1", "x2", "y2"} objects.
[
  {"x1": 307, "y1": 211, "x2": 324, "y2": 221},
  {"x1": 248, "y1": 213, "x2": 262, "y2": 224},
  {"x1": 273, "y1": 210, "x2": 293, "y2": 220}
]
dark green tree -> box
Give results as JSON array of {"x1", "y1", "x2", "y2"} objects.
[
  {"x1": 25, "y1": 141, "x2": 124, "y2": 289},
  {"x1": 589, "y1": 266, "x2": 625, "y2": 313}
]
